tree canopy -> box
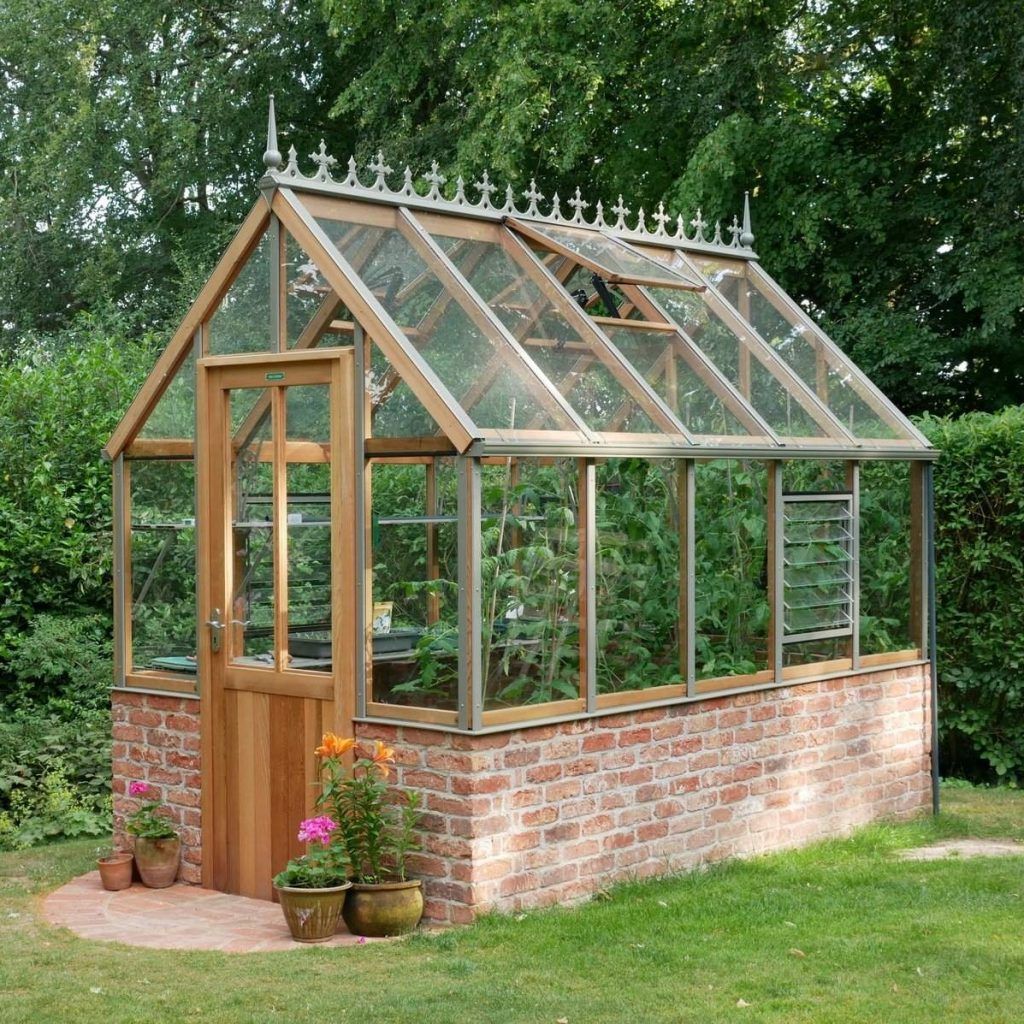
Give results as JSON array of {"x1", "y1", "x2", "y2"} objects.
[{"x1": 2, "y1": 0, "x2": 1021, "y2": 414}]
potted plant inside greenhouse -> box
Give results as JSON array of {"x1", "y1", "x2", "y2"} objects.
[
  {"x1": 314, "y1": 734, "x2": 423, "y2": 937},
  {"x1": 272, "y1": 815, "x2": 352, "y2": 943},
  {"x1": 124, "y1": 782, "x2": 180, "y2": 888}
]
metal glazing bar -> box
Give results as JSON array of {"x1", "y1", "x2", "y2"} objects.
[
  {"x1": 769, "y1": 461, "x2": 784, "y2": 683},
  {"x1": 582, "y1": 459, "x2": 597, "y2": 713},
  {"x1": 682, "y1": 460, "x2": 696, "y2": 697},
  {"x1": 354, "y1": 323, "x2": 368, "y2": 718},
  {"x1": 671, "y1": 251, "x2": 860, "y2": 445},
  {"x1": 746, "y1": 262, "x2": 931, "y2": 448},
  {"x1": 847, "y1": 462, "x2": 861, "y2": 668},
  {"x1": 911, "y1": 462, "x2": 928, "y2": 656},
  {"x1": 925, "y1": 461, "x2": 939, "y2": 813},
  {"x1": 396, "y1": 208, "x2": 595, "y2": 439},
  {"x1": 458, "y1": 456, "x2": 482, "y2": 730}
]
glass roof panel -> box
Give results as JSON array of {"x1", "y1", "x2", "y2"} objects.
[
  {"x1": 314, "y1": 213, "x2": 578, "y2": 437},
  {"x1": 509, "y1": 220, "x2": 704, "y2": 289},
  {"x1": 648, "y1": 287, "x2": 828, "y2": 440},
  {"x1": 599, "y1": 326, "x2": 750, "y2": 439},
  {"x1": 431, "y1": 231, "x2": 660, "y2": 434},
  {"x1": 695, "y1": 257, "x2": 908, "y2": 441}
]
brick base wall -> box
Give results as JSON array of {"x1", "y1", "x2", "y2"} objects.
[
  {"x1": 110, "y1": 665, "x2": 931, "y2": 916},
  {"x1": 357, "y1": 664, "x2": 932, "y2": 924},
  {"x1": 111, "y1": 691, "x2": 202, "y2": 884}
]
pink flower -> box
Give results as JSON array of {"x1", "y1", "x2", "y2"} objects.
[
  {"x1": 129, "y1": 781, "x2": 150, "y2": 797},
  {"x1": 297, "y1": 815, "x2": 338, "y2": 846}
]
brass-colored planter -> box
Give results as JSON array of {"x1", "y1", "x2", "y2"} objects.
[
  {"x1": 133, "y1": 836, "x2": 181, "y2": 888},
  {"x1": 275, "y1": 882, "x2": 353, "y2": 943},
  {"x1": 97, "y1": 853, "x2": 134, "y2": 891},
  {"x1": 341, "y1": 879, "x2": 423, "y2": 937}
]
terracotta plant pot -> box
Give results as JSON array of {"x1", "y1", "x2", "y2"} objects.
[
  {"x1": 133, "y1": 836, "x2": 181, "y2": 888},
  {"x1": 96, "y1": 853, "x2": 134, "y2": 891},
  {"x1": 341, "y1": 879, "x2": 423, "y2": 937},
  {"x1": 274, "y1": 881, "x2": 352, "y2": 943}
]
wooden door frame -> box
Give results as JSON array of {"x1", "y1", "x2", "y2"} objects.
[{"x1": 196, "y1": 348, "x2": 357, "y2": 892}]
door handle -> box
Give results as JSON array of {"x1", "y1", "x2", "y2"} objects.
[{"x1": 206, "y1": 609, "x2": 224, "y2": 652}]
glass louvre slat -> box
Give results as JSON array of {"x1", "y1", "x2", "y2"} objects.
[
  {"x1": 513, "y1": 221, "x2": 703, "y2": 288},
  {"x1": 314, "y1": 216, "x2": 576, "y2": 437},
  {"x1": 648, "y1": 287, "x2": 827, "y2": 439},
  {"x1": 431, "y1": 233, "x2": 659, "y2": 434},
  {"x1": 600, "y1": 325, "x2": 749, "y2": 437},
  {"x1": 697, "y1": 257, "x2": 905, "y2": 441}
]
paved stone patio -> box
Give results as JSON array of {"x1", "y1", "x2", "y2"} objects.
[
  {"x1": 43, "y1": 872, "x2": 384, "y2": 952},
  {"x1": 897, "y1": 838, "x2": 1024, "y2": 861}
]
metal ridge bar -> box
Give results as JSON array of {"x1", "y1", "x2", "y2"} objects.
[{"x1": 468, "y1": 440, "x2": 938, "y2": 460}]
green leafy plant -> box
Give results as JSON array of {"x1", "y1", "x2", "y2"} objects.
[
  {"x1": 124, "y1": 782, "x2": 178, "y2": 840},
  {"x1": 273, "y1": 815, "x2": 350, "y2": 889}
]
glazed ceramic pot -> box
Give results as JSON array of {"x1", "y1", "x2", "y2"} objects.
[
  {"x1": 274, "y1": 881, "x2": 353, "y2": 943},
  {"x1": 133, "y1": 836, "x2": 181, "y2": 888},
  {"x1": 96, "y1": 853, "x2": 134, "y2": 891},
  {"x1": 341, "y1": 879, "x2": 423, "y2": 937}
]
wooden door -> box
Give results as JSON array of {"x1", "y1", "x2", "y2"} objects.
[{"x1": 197, "y1": 351, "x2": 356, "y2": 899}]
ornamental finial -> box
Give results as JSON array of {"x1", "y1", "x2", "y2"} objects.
[
  {"x1": 741, "y1": 191, "x2": 755, "y2": 248},
  {"x1": 263, "y1": 95, "x2": 282, "y2": 171}
]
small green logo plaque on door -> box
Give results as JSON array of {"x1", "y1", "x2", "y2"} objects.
[{"x1": 265, "y1": 371, "x2": 285, "y2": 381}]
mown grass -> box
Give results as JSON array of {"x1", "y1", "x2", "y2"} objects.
[{"x1": 1, "y1": 783, "x2": 1022, "y2": 1024}]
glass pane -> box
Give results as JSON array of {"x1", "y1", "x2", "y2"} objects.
[
  {"x1": 481, "y1": 459, "x2": 581, "y2": 709},
  {"x1": 515, "y1": 221, "x2": 703, "y2": 288},
  {"x1": 369, "y1": 460, "x2": 459, "y2": 711},
  {"x1": 208, "y1": 234, "x2": 274, "y2": 356},
  {"x1": 650, "y1": 287, "x2": 826, "y2": 439},
  {"x1": 139, "y1": 350, "x2": 195, "y2": 440},
  {"x1": 783, "y1": 460, "x2": 848, "y2": 493},
  {"x1": 596, "y1": 459, "x2": 682, "y2": 694},
  {"x1": 285, "y1": 232, "x2": 351, "y2": 348},
  {"x1": 432, "y1": 232, "x2": 658, "y2": 434},
  {"x1": 315, "y1": 212, "x2": 578, "y2": 437},
  {"x1": 229, "y1": 389, "x2": 275, "y2": 663},
  {"x1": 130, "y1": 461, "x2": 197, "y2": 674},
  {"x1": 600, "y1": 325, "x2": 749, "y2": 437},
  {"x1": 284, "y1": 385, "x2": 332, "y2": 673},
  {"x1": 695, "y1": 460, "x2": 769, "y2": 678},
  {"x1": 368, "y1": 340, "x2": 443, "y2": 438},
  {"x1": 698, "y1": 258, "x2": 906, "y2": 441},
  {"x1": 860, "y1": 462, "x2": 913, "y2": 653}
]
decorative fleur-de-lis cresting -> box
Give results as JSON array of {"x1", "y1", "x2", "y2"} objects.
[
  {"x1": 259, "y1": 98, "x2": 755, "y2": 254},
  {"x1": 310, "y1": 141, "x2": 337, "y2": 181}
]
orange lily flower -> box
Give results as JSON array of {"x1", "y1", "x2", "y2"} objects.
[
  {"x1": 315, "y1": 733, "x2": 356, "y2": 759},
  {"x1": 368, "y1": 739, "x2": 396, "y2": 778}
]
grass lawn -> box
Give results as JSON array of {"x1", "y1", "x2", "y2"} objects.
[{"x1": 1, "y1": 783, "x2": 1022, "y2": 1024}]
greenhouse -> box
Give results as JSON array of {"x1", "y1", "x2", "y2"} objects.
[{"x1": 105, "y1": 101, "x2": 937, "y2": 911}]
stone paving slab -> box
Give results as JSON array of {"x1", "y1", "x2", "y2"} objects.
[
  {"x1": 897, "y1": 838, "x2": 1024, "y2": 861},
  {"x1": 43, "y1": 872, "x2": 388, "y2": 952}
]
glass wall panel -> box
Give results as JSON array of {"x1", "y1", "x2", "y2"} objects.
[
  {"x1": 139, "y1": 350, "x2": 195, "y2": 440},
  {"x1": 208, "y1": 234, "x2": 273, "y2": 356},
  {"x1": 315, "y1": 214, "x2": 577, "y2": 437},
  {"x1": 129, "y1": 460, "x2": 196, "y2": 674},
  {"x1": 367, "y1": 341, "x2": 443, "y2": 438},
  {"x1": 285, "y1": 231, "x2": 350, "y2": 348},
  {"x1": 696, "y1": 258, "x2": 906, "y2": 441},
  {"x1": 650, "y1": 288, "x2": 826, "y2": 439},
  {"x1": 229, "y1": 389, "x2": 275, "y2": 662},
  {"x1": 694, "y1": 460, "x2": 769, "y2": 678},
  {"x1": 481, "y1": 459, "x2": 581, "y2": 708},
  {"x1": 369, "y1": 459, "x2": 459, "y2": 710},
  {"x1": 432, "y1": 231, "x2": 659, "y2": 434},
  {"x1": 595, "y1": 459, "x2": 682, "y2": 694},
  {"x1": 860, "y1": 461, "x2": 914, "y2": 653}
]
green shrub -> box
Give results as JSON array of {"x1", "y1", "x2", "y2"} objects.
[{"x1": 922, "y1": 407, "x2": 1024, "y2": 783}]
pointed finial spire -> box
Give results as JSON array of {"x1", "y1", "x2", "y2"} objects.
[
  {"x1": 263, "y1": 94, "x2": 282, "y2": 171},
  {"x1": 740, "y1": 191, "x2": 755, "y2": 248}
]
